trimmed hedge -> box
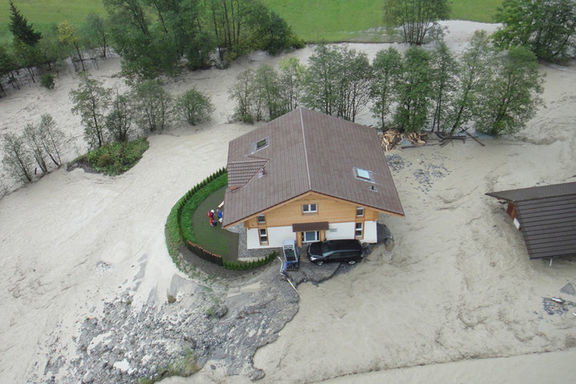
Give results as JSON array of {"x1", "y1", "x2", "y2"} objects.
[
  {"x1": 165, "y1": 168, "x2": 277, "y2": 272},
  {"x1": 223, "y1": 251, "x2": 279, "y2": 270}
]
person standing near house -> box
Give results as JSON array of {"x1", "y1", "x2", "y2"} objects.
[
  {"x1": 216, "y1": 208, "x2": 223, "y2": 223},
  {"x1": 208, "y1": 210, "x2": 215, "y2": 227}
]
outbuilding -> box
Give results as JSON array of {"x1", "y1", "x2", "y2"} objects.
[{"x1": 486, "y1": 182, "x2": 576, "y2": 260}]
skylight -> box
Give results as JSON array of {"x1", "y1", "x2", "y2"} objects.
[
  {"x1": 355, "y1": 168, "x2": 373, "y2": 182},
  {"x1": 255, "y1": 137, "x2": 269, "y2": 151}
]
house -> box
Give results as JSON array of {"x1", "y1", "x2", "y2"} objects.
[
  {"x1": 222, "y1": 108, "x2": 404, "y2": 249},
  {"x1": 486, "y1": 182, "x2": 576, "y2": 259}
]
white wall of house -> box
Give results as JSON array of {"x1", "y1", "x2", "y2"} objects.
[
  {"x1": 326, "y1": 222, "x2": 355, "y2": 240},
  {"x1": 247, "y1": 221, "x2": 379, "y2": 249},
  {"x1": 363, "y1": 221, "x2": 378, "y2": 243},
  {"x1": 247, "y1": 226, "x2": 294, "y2": 249}
]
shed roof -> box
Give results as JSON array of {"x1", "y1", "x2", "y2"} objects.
[
  {"x1": 223, "y1": 108, "x2": 404, "y2": 227},
  {"x1": 486, "y1": 182, "x2": 576, "y2": 259}
]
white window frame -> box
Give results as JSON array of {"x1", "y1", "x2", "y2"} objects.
[
  {"x1": 259, "y1": 228, "x2": 268, "y2": 245},
  {"x1": 302, "y1": 203, "x2": 317, "y2": 214},
  {"x1": 354, "y1": 167, "x2": 374, "y2": 182},
  {"x1": 355, "y1": 222, "x2": 364, "y2": 239},
  {"x1": 302, "y1": 231, "x2": 320, "y2": 243},
  {"x1": 356, "y1": 207, "x2": 365, "y2": 217},
  {"x1": 254, "y1": 137, "x2": 269, "y2": 152}
]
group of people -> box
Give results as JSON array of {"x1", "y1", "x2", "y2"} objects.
[{"x1": 207, "y1": 208, "x2": 223, "y2": 227}]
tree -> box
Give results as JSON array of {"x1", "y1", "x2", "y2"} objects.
[
  {"x1": 394, "y1": 47, "x2": 432, "y2": 132},
  {"x1": 278, "y1": 57, "x2": 305, "y2": 113},
  {"x1": 81, "y1": 13, "x2": 110, "y2": 57},
  {"x1": 370, "y1": 47, "x2": 402, "y2": 130},
  {"x1": 474, "y1": 47, "x2": 543, "y2": 136},
  {"x1": 302, "y1": 45, "x2": 342, "y2": 116},
  {"x1": 106, "y1": 91, "x2": 134, "y2": 142},
  {"x1": 493, "y1": 0, "x2": 576, "y2": 62},
  {"x1": 23, "y1": 123, "x2": 49, "y2": 175},
  {"x1": 174, "y1": 88, "x2": 214, "y2": 126},
  {"x1": 383, "y1": 0, "x2": 449, "y2": 45},
  {"x1": 58, "y1": 21, "x2": 86, "y2": 71},
  {"x1": 70, "y1": 76, "x2": 112, "y2": 148},
  {"x1": 37, "y1": 114, "x2": 65, "y2": 167},
  {"x1": 8, "y1": 0, "x2": 42, "y2": 46},
  {"x1": 1, "y1": 133, "x2": 34, "y2": 183},
  {"x1": 429, "y1": 41, "x2": 457, "y2": 132},
  {"x1": 230, "y1": 69, "x2": 257, "y2": 123},
  {"x1": 0, "y1": 45, "x2": 17, "y2": 94},
  {"x1": 254, "y1": 65, "x2": 284, "y2": 120},
  {"x1": 12, "y1": 39, "x2": 44, "y2": 82},
  {"x1": 445, "y1": 31, "x2": 494, "y2": 135},
  {"x1": 336, "y1": 49, "x2": 372, "y2": 122},
  {"x1": 132, "y1": 80, "x2": 172, "y2": 132}
]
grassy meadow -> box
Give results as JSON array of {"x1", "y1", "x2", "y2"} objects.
[{"x1": 0, "y1": 0, "x2": 501, "y2": 44}]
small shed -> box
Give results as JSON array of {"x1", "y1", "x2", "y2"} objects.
[{"x1": 486, "y1": 182, "x2": 576, "y2": 260}]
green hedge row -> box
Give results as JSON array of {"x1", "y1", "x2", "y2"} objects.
[
  {"x1": 164, "y1": 168, "x2": 226, "y2": 271},
  {"x1": 223, "y1": 251, "x2": 279, "y2": 270},
  {"x1": 165, "y1": 168, "x2": 278, "y2": 272}
]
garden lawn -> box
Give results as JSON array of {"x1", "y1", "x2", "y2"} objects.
[{"x1": 190, "y1": 186, "x2": 239, "y2": 261}]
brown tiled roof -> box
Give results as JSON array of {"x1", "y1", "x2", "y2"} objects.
[
  {"x1": 223, "y1": 108, "x2": 404, "y2": 227},
  {"x1": 486, "y1": 182, "x2": 576, "y2": 259}
]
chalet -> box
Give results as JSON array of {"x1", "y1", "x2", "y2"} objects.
[
  {"x1": 486, "y1": 182, "x2": 576, "y2": 260},
  {"x1": 222, "y1": 108, "x2": 404, "y2": 249}
]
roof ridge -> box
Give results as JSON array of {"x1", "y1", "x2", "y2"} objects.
[{"x1": 300, "y1": 108, "x2": 312, "y2": 190}]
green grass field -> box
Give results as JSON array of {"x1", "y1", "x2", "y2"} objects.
[{"x1": 0, "y1": 0, "x2": 501, "y2": 44}]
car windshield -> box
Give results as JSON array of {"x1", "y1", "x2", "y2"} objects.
[{"x1": 321, "y1": 243, "x2": 332, "y2": 253}]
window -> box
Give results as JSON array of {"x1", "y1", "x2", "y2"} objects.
[
  {"x1": 255, "y1": 138, "x2": 268, "y2": 151},
  {"x1": 257, "y1": 215, "x2": 266, "y2": 224},
  {"x1": 302, "y1": 231, "x2": 319, "y2": 243},
  {"x1": 356, "y1": 207, "x2": 364, "y2": 217},
  {"x1": 259, "y1": 228, "x2": 268, "y2": 245},
  {"x1": 302, "y1": 203, "x2": 317, "y2": 213},
  {"x1": 355, "y1": 222, "x2": 363, "y2": 238},
  {"x1": 354, "y1": 167, "x2": 373, "y2": 182}
]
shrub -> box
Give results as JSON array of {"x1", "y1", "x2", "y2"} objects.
[
  {"x1": 174, "y1": 88, "x2": 214, "y2": 126},
  {"x1": 40, "y1": 74, "x2": 55, "y2": 89},
  {"x1": 82, "y1": 138, "x2": 149, "y2": 175}
]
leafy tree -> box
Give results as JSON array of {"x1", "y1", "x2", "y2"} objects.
[
  {"x1": 24, "y1": 123, "x2": 49, "y2": 175},
  {"x1": 474, "y1": 46, "x2": 543, "y2": 136},
  {"x1": 1, "y1": 133, "x2": 34, "y2": 183},
  {"x1": 0, "y1": 45, "x2": 17, "y2": 94},
  {"x1": 12, "y1": 39, "x2": 44, "y2": 82},
  {"x1": 394, "y1": 46, "x2": 432, "y2": 132},
  {"x1": 70, "y1": 76, "x2": 112, "y2": 148},
  {"x1": 81, "y1": 13, "x2": 110, "y2": 57},
  {"x1": 383, "y1": 0, "x2": 449, "y2": 45},
  {"x1": 336, "y1": 48, "x2": 372, "y2": 122},
  {"x1": 493, "y1": 0, "x2": 576, "y2": 62},
  {"x1": 106, "y1": 91, "x2": 134, "y2": 142},
  {"x1": 370, "y1": 47, "x2": 402, "y2": 130},
  {"x1": 254, "y1": 65, "x2": 284, "y2": 120},
  {"x1": 278, "y1": 57, "x2": 305, "y2": 112},
  {"x1": 174, "y1": 88, "x2": 214, "y2": 125},
  {"x1": 132, "y1": 80, "x2": 172, "y2": 132},
  {"x1": 40, "y1": 74, "x2": 55, "y2": 89},
  {"x1": 446, "y1": 31, "x2": 494, "y2": 135},
  {"x1": 58, "y1": 21, "x2": 86, "y2": 71},
  {"x1": 8, "y1": 0, "x2": 42, "y2": 46},
  {"x1": 302, "y1": 45, "x2": 342, "y2": 116},
  {"x1": 429, "y1": 41, "x2": 457, "y2": 132},
  {"x1": 37, "y1": 114, "x2": 65, "y2": 167},
  {"x1": 230, "y1": 69, "x2": 257, "y2": 123}
]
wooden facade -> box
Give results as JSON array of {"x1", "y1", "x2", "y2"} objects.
[{"x1": 241, "y1": 192, "x2": 385, "y2": 247}]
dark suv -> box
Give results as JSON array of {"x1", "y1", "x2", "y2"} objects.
[{"x1": 307, "y1": 239, "x2": 364, "y2": 265}]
